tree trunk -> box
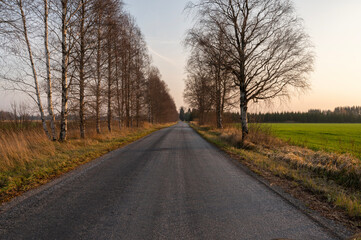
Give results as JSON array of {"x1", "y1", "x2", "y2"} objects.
[
  {"x1": 216, "y1": 94, "x2": 222, "y2": 128},
  {"x1": 59, "y1": 0, "x2": 68, "y2": 141},
  {"x1": 240, "y1": 87, "x2": 249, "y2": 142},
  {"x1": 136, "y1": 96, "x2": 140, "y2": 128},
  {"x1": 135, "y1": 66, "x2": 140, "y2": 128},
  {"x1": 79, "y1": 0, "x2": 85, "y2": 139},
  {"x1": 115, "y1": 45, "x2": 122, "y2": 129},
  {"x1": 19, "y1": 0, "x2": 51, "y2": 140},
  {"x1": 95, "y1": 18, "x2": 101, "y2": 134},
  {"x1": 199, "y1": 107, "x2": 204, "y2": 126},
  {"x1": 121, "y1": 52, "x2": 126, "y2": 127},
  {"x1": 44, "y1": 0, "x2": 56, "y2": 141},
  {"x1": 216, "y1": 65, "x2": 222, "y2": 129},
  {"x1": 107, "y1": 37, "x2": 112, "y2": 132},
  {"x1": 125, "y1": 58, "x2": 130, "y2": 128}
]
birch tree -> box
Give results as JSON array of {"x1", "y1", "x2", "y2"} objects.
[
  {"x1": 59, "y1": 0, "x2": 83, "y2": 141},
  {"x1": 73, "y1": 0, "x2": 95, "y2": 138},
  {"x1": 184, "y1": 50, "x2": 213, "y2": 125},
  {"x1": 187, "y1": 0, "x2": 314, "y2": 141},
  {"x1": 0, "y1": 0, "x2": 51, "y2": 139},
  {"x1": 93, "y1": 0, "x2": 107, "y2": 134},
  {"x1": 185, "y1": 27, "x2": 236, "y2": 128},
  {"x1": 1, "y1": 0, "x2": 177, "y2": 136},
  {"x1": 59, "y1": 0, "x2": 69, "y2": 141}
]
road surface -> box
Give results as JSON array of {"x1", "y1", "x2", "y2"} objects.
[{"x1": 0, "y1": 122, "x2": 345, "y2": 239}]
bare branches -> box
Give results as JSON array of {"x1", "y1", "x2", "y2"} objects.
[
  {"x1": 0, "y1": 0, "x2": 178, "y2": 141},
  {"x1": 185, "y1": 0, "x2": 314, "y2": 139}
]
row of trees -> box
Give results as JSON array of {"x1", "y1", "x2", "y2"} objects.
[
  {"x1": 250, "y1": 107, "x2": 361, "y2": 123},
  {"x1": 0, "y1": 0, "x2": 178, "y2": 141},
  {"x1": 179, "y1": 107, "x2": 194, "y2": 122},
  {"x1": 183, "y1": 0, "x2": 314, "y2": 141}
]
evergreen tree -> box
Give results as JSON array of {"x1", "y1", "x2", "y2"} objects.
[{"x1": 179, "y1": 107, "x2": 185, "y2": 121}]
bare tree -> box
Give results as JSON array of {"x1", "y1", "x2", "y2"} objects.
[
  {"x1": 0, "y1": 0, "x2": 51, "y2": 138},
  {"x1": 78, "y1": 0, "x2": 87, "y2": 138},
  {"x1": 73, "y1": 0, "x2": 95, "y2": 138},
  {"x1": 184, "y1": 50, "x2": 213, "y2": 125},
  {"x1": 93, "y1": 0, "x2": 106, "y2": 134},
  {"x1": 59, "y1": 0, "x2": 69, "y2": 141},
  {"x1": 106, "y1": 15, "x2": 114, "y2": 132},
  {"x1": 59, "y1": 0, "x2": 83, "y2": 141},
  {"x1": 44, "y1": 0, "x2": 57, "y2": 140},
  {"x1": 187, "y1": 0, "x2": 314, "y2": 140},
  {"x1": 146, "y1": 67, "x2": 178, "y2": 124},
  {"x1": 185, "y1": 27, "x2": 236, "y2": 128},
  {"x1": 1, "y1": 0, "x2": 177, "y2": 139}
]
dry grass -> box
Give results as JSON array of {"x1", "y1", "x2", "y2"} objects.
[
  {"x1": 191, "y1": 123, "x2": 361, "y2": 227},
  {"x1": 0, "y1": 121, "x2": 174, "y2": 203}
]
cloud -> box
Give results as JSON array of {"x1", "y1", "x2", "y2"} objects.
[{"x1": 148, "y1": 46, "x2": 177, "y2": 66}]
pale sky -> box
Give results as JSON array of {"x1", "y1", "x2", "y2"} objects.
[
  {"x1": 125, "y1": 0, "x2": 361, "y2": 112},
  {"x1": 1, "y1": 0, "x2": 361, "y2": 113}
]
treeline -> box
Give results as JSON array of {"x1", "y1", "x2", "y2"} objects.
[
  {"x1": 179, "y1": 107, "x2": 194, "y2": 122},
  {"x1": 250, "y1": 107, "x2": 361, "y2": 123},
  {"x1": 0, "y1": 0, "x2": 177, "y2": 141},
  {"x1": 182, "y1": 0, "x2": 314, "y2": 141}
]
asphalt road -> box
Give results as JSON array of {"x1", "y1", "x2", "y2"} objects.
[{"x1": 0, "y1": 122, "x2": 345, "y2": 239}]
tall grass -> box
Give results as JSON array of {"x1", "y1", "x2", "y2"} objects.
[
  {"x1": 219, "y1": 123, "x2": 282, "y2": 148},
  {"x1": 0, "y1": 121, "x2": 173, "y2": 203},
  {"x1": 0, "y1": 129, "x2": 55, "y2": 170}
]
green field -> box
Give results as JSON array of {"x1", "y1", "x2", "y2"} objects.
[{"x1": 267, "y1": 123, "x2": 361, "y2": 158}]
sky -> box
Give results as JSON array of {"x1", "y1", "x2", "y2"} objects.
[
  {"x1": 1, "y1": 0, "x2": 360, "y2": 113},
  {"x1": 124, "y1": 0, "x2": 190, "y2": 111},
  {"x1": 124, "y1": 0, "x2": 361, "y2": 113}
]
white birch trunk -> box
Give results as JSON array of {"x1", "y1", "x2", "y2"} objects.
[
  {"x1": 59, "y1": 0, "x2": 68, "y2": 141},
  {"x1": 240, "y1": 88, "x2": 249, "y2": 141},
  {"x1": 19, "y1": 0, "x2": 51, "y2": 139}
]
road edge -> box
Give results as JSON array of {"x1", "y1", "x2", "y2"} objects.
[
  {"x1": 188, "y1": 123, "x2": 352, "y2": 240},
  {"x1": 0, "y1": 125, "x2": 173, "y2": 214}
]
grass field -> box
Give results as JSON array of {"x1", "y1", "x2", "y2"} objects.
[{"x1": 266, "y1": 123, "x2": 361, "y2": 159}]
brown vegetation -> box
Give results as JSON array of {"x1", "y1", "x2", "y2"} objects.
[
  {"x1": 191, "y1": 122, "x2": 361, "y2": 230},
  {"x1": 0, "y1": 121, "x2": 174, "y2": 203},
  {"x1": 0, "y1": 0, "x2": 178, "y2": 142}
]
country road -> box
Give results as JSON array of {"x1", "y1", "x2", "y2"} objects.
[{"x1": 0, "y1": 122, "x2": 347, "y2": 240}]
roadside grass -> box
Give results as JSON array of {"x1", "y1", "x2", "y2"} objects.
[
  {"x1": 191, "y1": 123, "x2": 361, "y2": 228},
  {"x1": 0, "y1": 122, "x2": 174, "y2": 203},
  {"x1": 232, "y1": 123, "x2": 361, "y2": 159}
]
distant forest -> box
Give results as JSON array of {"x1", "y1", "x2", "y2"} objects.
[{"x1": 249, "y1": 106, "x2": 361, "y2": 123}]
